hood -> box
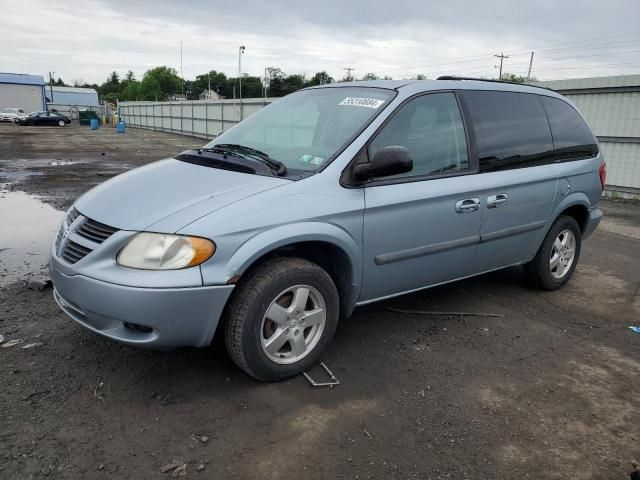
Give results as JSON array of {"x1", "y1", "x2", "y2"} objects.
[{"x1": 75, "y1": 158, "x2": 290, "y2": 232}]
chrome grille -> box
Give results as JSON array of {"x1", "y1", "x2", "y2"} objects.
[
  {"x1": 76, "y1": 218, "x2": 118, "y2": 243},
  {"x1": 56, "y1": 208, "x2": 120, "y2": 265},
  {"x1": 61, "y1": 239, "x2": 92, "y2": 264},
  {"x1": 55, "y1": 208, "x2": 78, "y2": 250},
  {"x1": 67, "y1": 208, "x2": 80, "y2": 224}
]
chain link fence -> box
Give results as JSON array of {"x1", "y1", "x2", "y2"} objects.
[{"x1": 48, "y1": 103, "x2": 111, "y2": 121}]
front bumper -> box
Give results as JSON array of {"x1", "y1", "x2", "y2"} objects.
[{"x1": 50, "y1": 259, "x2": 234, "y2": 349}]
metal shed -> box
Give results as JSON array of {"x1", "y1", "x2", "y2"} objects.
[
  {"x1": 535, "y1": 75, "x2": 640, "y2": 199},
  {"x1": 0, "y1": 73, "x2": 46, "y2": 113},
  {"x1": 47, "y1": 86, "x2": 99, "y2": 107}
]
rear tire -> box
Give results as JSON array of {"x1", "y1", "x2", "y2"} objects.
[
  {"x1": 224, "y1": 258, "x2": 339, "y2": 381},
  {"x1": 524, "y1": 215, "x2": 581, "y2": 290}
]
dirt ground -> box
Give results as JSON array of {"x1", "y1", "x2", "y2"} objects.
[{"x1": 1, "y1": 123, "x2": 639, "y2": 479}]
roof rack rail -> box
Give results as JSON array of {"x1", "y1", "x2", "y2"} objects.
[{"x1": 436, "y1": 75, "x2": 555, "y2": 92}]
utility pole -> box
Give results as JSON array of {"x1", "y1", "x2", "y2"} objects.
[
  {"x1": 343, "y1": 67, "x2": 354, "y2": 82},
  {"x1": 48, "y1": 71, "x2": 54, "y2": 106},
  {"x1": 238, "y1": 45, "x2": 245, "y2": 100},
  {"x1": 263, "y1": 67, "x2": 269, "y2": 101},
  {"x1": 494, "y1": 52, "x2": 509, "y2": 80},
  {"x1": 527, "y1": 51, "x2": 535, "y2": 81},
  {"x1": 180, "y1": 41, "x2": 184, "y2": 97}
]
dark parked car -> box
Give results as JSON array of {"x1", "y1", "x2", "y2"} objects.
[{"x1": 19, "y1": 111, "x2": 71, "y2": 127}]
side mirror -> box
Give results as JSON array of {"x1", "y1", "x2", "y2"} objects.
[{"x1": 353, "y1": 146, "x2": 413, "y2": 180}]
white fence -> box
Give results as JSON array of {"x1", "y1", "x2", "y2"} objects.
[
  {"x1": 118, "y1": 80, "x2": 640, "y2": 198},
  {"x1": 118, "y1": 98, "x2": 274, "y2": 140}
]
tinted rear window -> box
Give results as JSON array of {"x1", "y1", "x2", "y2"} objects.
[
  {"x1": 461, "y1": 91, "x2": 554, "y2": 172},
  {"x1": 540, "y1": 96, "x2": 598, "y2": 161}
]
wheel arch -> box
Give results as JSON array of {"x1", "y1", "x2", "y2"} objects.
[
  {"x1": 549, "y1": 193, "x2": 591, "y2": 234},
  {"x1": 525, "y1": 193, "x2": 591, "y2": 263},
  {"x1": 226, "y1": 223, "x2": 362, "y2": 319}
]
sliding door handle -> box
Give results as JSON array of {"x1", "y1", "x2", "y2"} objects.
[
  {"x1": 455, "y1": 198, "x2": 480, "y2": 213},
  {"x1": 487, "y1": 193, "x2": 509, "y2": 208}
]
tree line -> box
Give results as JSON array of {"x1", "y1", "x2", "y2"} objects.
[
  {"x1": 57, "y1": 67, "x2": 531, "y2": 103},
  {"x1": 60, "y1": 67, "x2": 338, "y2": 103}
]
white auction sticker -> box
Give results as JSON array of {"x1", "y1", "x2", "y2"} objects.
[{"x1": 338, "y1": 97, "x2": 385, "y2": 109}]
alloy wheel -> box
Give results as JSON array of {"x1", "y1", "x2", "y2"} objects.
[
  {"x1": 549, "y1": 229, "x2": 576, "y2": 279},
  {"x1": 260, "y1": 284, "x2": 326, "y2": 364}
]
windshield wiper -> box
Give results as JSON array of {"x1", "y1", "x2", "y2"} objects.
[
  {"x1": 206, "y1": 144, "x2": 287, "y2": 176},
  {"x1": 175, "y1": 150, "x2": 259, "y2": 175}
]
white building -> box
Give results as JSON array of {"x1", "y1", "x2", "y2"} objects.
[
  {"x1": 198, "y1": 89, "x2": 223, "y2": 101},
  {"x1": 47, "y1": 86, "x2": 99, "y2": 107},
  {"x1": 536, "y1": 75, "x2": 640, "y2": 199}
]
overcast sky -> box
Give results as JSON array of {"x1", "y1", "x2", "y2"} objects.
[{"x1": 2, "y1": 0, "x2": 640, "y2": 84}]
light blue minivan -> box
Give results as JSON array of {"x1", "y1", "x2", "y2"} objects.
[{"x1": 50, "y1": 78, "x2": 605, "y2": 380}]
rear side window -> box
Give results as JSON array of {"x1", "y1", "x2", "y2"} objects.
[
  {"x1": 461, "y1": 91, "x2": 554, "y2": 172},
  {"x1": 540, "y1": 96, "x2": 598, "y2": 161}
]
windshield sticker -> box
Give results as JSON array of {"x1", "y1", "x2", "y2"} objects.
[
  {"x1": 338, "y1": 97, "x2": 385, "y2": 109},
  {"x1": 299, "y1": 154, "x2": 314, "y2": 163},
  {"x1": 310, "y1": 156, "x2": 324, "y2": 166}
]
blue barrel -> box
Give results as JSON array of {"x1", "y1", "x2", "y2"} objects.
[
  {"x1": 116, "y1": 120, "x2": 125, "y2": 133},
  {"x1": 90, "y1": 118, "x2": 99, "y2": 130}
]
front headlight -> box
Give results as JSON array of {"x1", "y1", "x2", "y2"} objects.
[{"x1": 117, "y1": 233, "x2": 215, "y2": 270}]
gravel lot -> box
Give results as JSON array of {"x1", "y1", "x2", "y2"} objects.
[{"x1": 1, "y1": 123, "x2": 639, "y2": 479}]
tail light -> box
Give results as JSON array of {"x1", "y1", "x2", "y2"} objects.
[{"x1": 599, "y1": 161, "x2": 607, "y2": 190}]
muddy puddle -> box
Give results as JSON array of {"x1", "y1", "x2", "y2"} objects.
[
  {"x1": 0, "y1": 158, "x2": 132, "y2": 170},
  {"x1": 0, "y1": 187, "x2": 63, "y2": 286}
]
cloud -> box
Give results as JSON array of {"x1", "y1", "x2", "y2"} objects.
[{"x1": 2, "y1": 0, "x2": 639, "y2": 84}]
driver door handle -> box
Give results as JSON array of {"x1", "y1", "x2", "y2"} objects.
[{"x1": 455, "y1": 197, "x2": 480, "y2": 213}]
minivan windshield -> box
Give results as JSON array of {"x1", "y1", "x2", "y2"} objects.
[{"x1": 203, "y1": 87, "x2": 394, "y2": 173}]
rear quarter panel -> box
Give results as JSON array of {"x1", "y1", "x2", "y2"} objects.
[
  {"x1": 555, "y1": 155, "x2": 603, "y2": 208},
  {"x1": 525, "y1": 154, "x2": 603, "y2": 262}
]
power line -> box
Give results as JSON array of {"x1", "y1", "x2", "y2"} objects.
[
  {"x1": 535, "y1": 68, "x2": 640, "y2": 81},
  {"x1": 398, "y1": 46, "x2": 640, "y2": 77},
  {"x1": 512, "y1": 35, "x2": 640, "y2": 56},
  {"x1": 504, "y1": 48, "x2": 640, "y2": 68},
  {"x1": 459, "y1": 61, "x2": 640, "y2": 78},
  {"x1": 370, "y1": 53, "x2": 507, "y2": 75},
  {"x1": 367, "y1": 36, "x2": 640, "y2": 77},
  {"x1": 413, "y1": 56, "x2": 640, "y2": 79},
  {"x1": 530, "y1": 60, "x2": 640, "y2": 71}
]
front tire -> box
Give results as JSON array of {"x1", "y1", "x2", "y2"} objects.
[
  {"x1": 57, "y1": 120, "x2": 65, "y2": 127},
  {"x1": 524, "y1": 215, "x2": 581, "y2": 290},
  {"x1": 224, "y1": 258, "x2": 339, "y2": 381}
]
